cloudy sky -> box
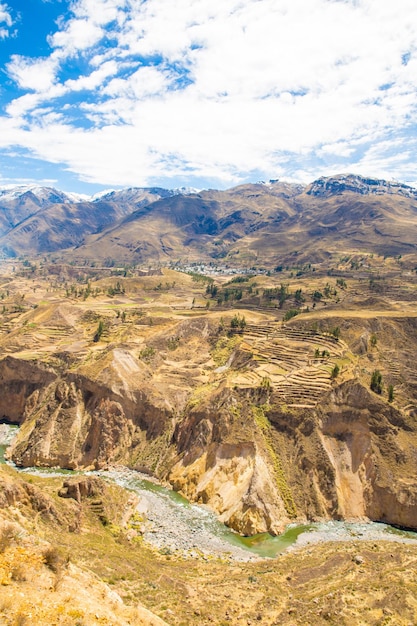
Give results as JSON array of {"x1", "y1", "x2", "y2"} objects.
[{"x1": 0, "y1": 0, "x2": 417, "y2": 193}]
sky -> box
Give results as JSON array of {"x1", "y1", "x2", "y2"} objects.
[{"x1": 0, "y1": 0, "x2": 417, "y2": 194}]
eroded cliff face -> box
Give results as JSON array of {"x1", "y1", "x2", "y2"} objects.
[
  {"x1": 0, "y1": 357, "x2": 56, "y2": 424},
  {"x1": 264, "y1": 381, "x2": 417, "y2": 529},
  {"x1": 6, "y1": 354, "x2": 175, "y2": 471},
  {"x1": 169, "y1": 387, "x2": 291, "y2": 534},
  {"x1": 4, "y1": 342, "x2": 417, "y2": 535}
]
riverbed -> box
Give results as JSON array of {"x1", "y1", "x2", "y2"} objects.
[{"x1": 1, "y1": 424, "x2": 417, "y2": 560}]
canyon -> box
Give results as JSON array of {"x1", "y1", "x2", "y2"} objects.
[{"x1": 1, "y1": 173, "x2": 417, "y2": 624}]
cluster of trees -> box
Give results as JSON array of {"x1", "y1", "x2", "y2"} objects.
[
  {"x1": 230, "y1": 314, "x2": 246, "y2": 330},
  {"x1": 370, "y1": 369, "x2": 394, "y2": 402},
  {"x1": 263, "y1": 284, "x2": 290, "y2": 308},
  {"x1": 206, "y1": 276, "x2": 259, "y2": 306},
  {"x1": 107, "y1": 281, "x2": 125, "y2": 296}
]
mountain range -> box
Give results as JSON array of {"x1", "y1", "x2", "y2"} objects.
[{"x1": 1, "y1": 174, "x2": 416, "y2": 265}]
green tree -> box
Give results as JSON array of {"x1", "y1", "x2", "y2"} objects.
[
  {"x1": 93, "y1": 320, "x2": 104, "y2": 342},
  {"x1": 388, "y1": 384, "x2": 394, "y2": 402},
  {"x1": 331, "y1": 364, "x2": 340, "y2": 379},
  {"x1": 370, "y1": 369, "x2": 383, "y2": 394}
]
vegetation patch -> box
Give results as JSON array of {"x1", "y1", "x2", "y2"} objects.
[
  {"x1": 252, "y1": 406, "x2": 297, "y2": 518},
  {"x1": 211, "y1": 334, "x2": 242, "y2": 366}
]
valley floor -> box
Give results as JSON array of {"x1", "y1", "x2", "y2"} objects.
[{"x1": 1, "y1": 463, "x2": 417, "y2": 626}]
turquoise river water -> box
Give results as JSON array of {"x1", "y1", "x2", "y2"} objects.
[{"x1": 1, "y1": 424, "x2": 416, "y2": 559}]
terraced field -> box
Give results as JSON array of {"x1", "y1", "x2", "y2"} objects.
[{"x1": 236, "y1": 323, "x2": 349, "y2": 408}]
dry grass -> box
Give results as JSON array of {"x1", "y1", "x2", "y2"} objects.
[{"x1": 1, "y1": 466, "x2": 416, "y2": 625}]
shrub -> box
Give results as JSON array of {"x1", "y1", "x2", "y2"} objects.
[
  {"x1": 43, "y1": 546, "x2": 68, "y2": 574},
  {"x1": 283, "y1": 309, "x2": 299, "y2": 322},
  {"x1": 260, "y1": 377, "x2": 272, "y2": 390},
  {"x1": 167, "y1": 337, "x2": 180, "y2": 350},
  {"x1": 312, "y1": 290, "x2": 323, "y2": 301},
  {"x1": 230, "y1": 314, "x2": 246, "y2": 330},
  {"x1": 0, "y1": 522, "x2": 19, "y2": 553},
  {"x1": 139, "y1": 346, "x2": 155, "y2": 360}
]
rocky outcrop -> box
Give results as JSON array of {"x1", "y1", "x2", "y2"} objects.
[
  {"x1": 4, "y1": 351, "x2": 417, "y2": 535},
  {"x1": 306, "y1": 174, "x2": 417, "y2": 199},
  {"x1": 264, "y1": 380, "x2": 417, "y2": 528},
  {"x1": 0, "y1": 357, "x2": 56, "y2": 424},
  {"x1": 8, "y1": 371, "x2": 173, "y2": 470},
  {"x1": 170, "y1": 442, "x2": 289, "y2": 535},
  {"x1": 58, "y1": 476, "x2": 105, "y2": 503},
  {"x1": 0, "y1": 466, "x2": 63, "y2": 522}
]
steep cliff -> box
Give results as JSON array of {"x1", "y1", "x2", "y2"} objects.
[{"x1": 6, "y1": 352, "x2": 417, "y2": 534}]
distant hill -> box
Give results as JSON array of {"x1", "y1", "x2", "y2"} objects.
[{"x1": 0, "y1": 175, "x2": 416, "y2": 264}]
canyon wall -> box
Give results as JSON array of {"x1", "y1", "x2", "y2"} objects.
[{"x1": 4, "y1": 353, "x2": 417, "y2": 534}]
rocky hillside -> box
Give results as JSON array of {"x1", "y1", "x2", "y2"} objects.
[
  {"x1": 0, "y1": 465, "x2": 168, "y2": 625},
  {"x1": 2, "y1": 262, "x2": 417, "y2": 536}
]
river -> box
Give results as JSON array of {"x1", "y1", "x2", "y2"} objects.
[{"x1": 1, "y1": 424, "x2": 416, "y2": 560}]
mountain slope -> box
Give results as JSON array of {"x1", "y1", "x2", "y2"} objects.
[
  {"x1": 67, "y1": 175, "x2": 417, "y2": 265},
  {"x1": 0, "y1": 186, "x2": 185, "y2": 256},
  {"x1": 1, "y1": 175, "x2": 417, "y2": 264}
]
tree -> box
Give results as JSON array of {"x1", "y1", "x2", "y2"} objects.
[
  {"x1": 388, "y1": 384, "x2": 394, "y2": 402},
  {"x1": 370, "y1": 369, "x2": 383, "y2": 394},
  {"x1": 331, "y1": 364, "x2": 340, "y2": 379},
  {"x1": 93, "y1": 320, "x2": 104, "y2": 342},
  {"x1": 331, "y1": 326, "x2": 340, "y2": 339}
]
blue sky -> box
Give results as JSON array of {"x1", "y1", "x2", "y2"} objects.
[{"x1": 1, "y1": 0, "x2": 417, "y2": 193}]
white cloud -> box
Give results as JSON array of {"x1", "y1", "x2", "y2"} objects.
[
  {"x1": 102, "y1": 65, "x2": 171, "y2": 99},
  {"x1": 2, "y1": 0, "x2": 417, "y2": 188},
  {"x1": 7, "y1": 55, "x2": 59, "y2": 91},
  {"x1": 0, "y1": 2, "x2": 13, "y2": 39},
  {"x1": 0, "y1": 3, "x2": 12, "y2": 25},
  {"x1": 64, "y1": 60, "x2": 119, "y2": 92},
  {"x1": 49, "y1": 18, "x2": 104, "y2": 54}
]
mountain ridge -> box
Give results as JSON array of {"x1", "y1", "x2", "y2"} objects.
[{"x1": 1, "y1": 173, "x2": 416, "y2": 262}]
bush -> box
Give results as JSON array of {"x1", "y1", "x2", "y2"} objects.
[
  {"x1": 230, "y1": 314, "x2": 246, "y2": 330},
  {"x1": 0, "y1": 522, "x2": 19, "y2": 553},
  {"x1": 283, "y1": 309, "x2": 299, "y2": 322},
  {"x1": 139, "y1": 346, "x2": 155, "y2": 360}
]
